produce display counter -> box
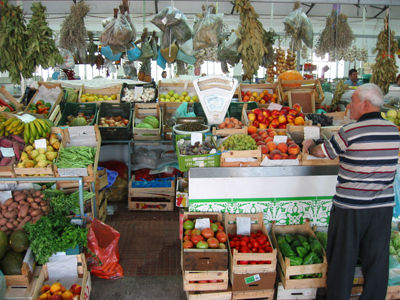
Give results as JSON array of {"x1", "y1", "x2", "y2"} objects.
[{"x1": 188, "y1": 166, "x2": 339, "y2": 227}]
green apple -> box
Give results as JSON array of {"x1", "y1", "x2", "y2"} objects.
[
  {"x1": 159, "y1": 94, "x2": 165, "y2": 99},
  {"x1": 165, "y1": 99, "x2": 171, "y2": 102},
  {"x1": 182, "y1": 91, "x2": 188, "y2": 97},
  {"x1": 185, "y1": 96, "x2": 191, "y2": 101},
  {"x1": 168, "y1": 90, "x2": 174, "y2": 96},
  {"x1": 179, "y1": 96, "x2": 185, "y2": 101},
  {"x1": 175, "y1": 99, "x2": 181, "y2": 102},
  {"x1": 192, "y1": 95, "x2": 199, "y2": 101},
  {"x1": 387, "y1": 109, "x2": 397, "y2": 119},
  {"x1": 173, "y1": 93, "x2": 179, "y2": 99},
  {"x1": 159, "y1": 98, "x2": 165, "y2": 102},
  {"x1": 170, "y1": 97, "x2": 176, "y2": 102},
  {"x1": 165, "y1": 94, "x2": 171, "y2": 99}
]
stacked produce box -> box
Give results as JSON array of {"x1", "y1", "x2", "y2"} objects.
[
  {"x1": 182, "y1": 212, "x2": 231, "y2": 299},
  {"x1": 132, "y1": 103, "x2": 161, "y2": 141}
]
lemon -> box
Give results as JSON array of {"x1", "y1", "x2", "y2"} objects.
[
  {"x1": 87, "y1": 96, "x2": 95, "y2": 102},
  {"x1": 111, "y1": 94, "x2": 117, "y2": 100}
]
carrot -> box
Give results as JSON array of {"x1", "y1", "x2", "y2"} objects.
[{"x1": 104, "y1": 262, "x2": 117, "y2": 272}]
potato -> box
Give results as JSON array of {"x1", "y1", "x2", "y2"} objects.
[
  {"x1": 13, "y1": 190, "x2": 21, "y2": 196},
  {"x1": 18, "y1": 205, "x2": 30, "y2": 218},
  {"x1": 23, "y1": 216, "x2": 32, "y2": 222},
  {"x1": 4, "y1": 198, "x2": 13, "y2": 206},
  {"x1": 17, "y1": 222, "x2": 26, "y2": 230},
  {"x1": 35, "y1": 190, "x2": 42, "y2": 197},
  {"x1": 0, "y1": 226, "x2": 8, "y2": 231},
  {"x1": 0, "y1": 218, "x2": 7, "y2": 226},
  {"x1": 30, "y1": 210, "x2": 42, "y2": 217},
  {"x1": 8, "y1": 202, "x2": 18, "y2": 211},
  {"x1": 26, "y1": 197, "x2": 34, "y2": 203},
  {"x1": 6, "y1": 222, "x2": 14, "y2": 230},
  {"x1": 12, "y1": 220, "x2": 19, "y2": 227},
  {"x1": 34, "y1": 197, "x2": 41, "y2": 203},
  {"x1": 3, "y1": 211, "x2": 16, "y2": 219},
  {"x1": 14, "y1": 194, "x2": 26, "y2": 202}
]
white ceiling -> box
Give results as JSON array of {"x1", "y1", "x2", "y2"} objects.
[{"x1": 9, "y1": 0, "x2": 400, "y2": 38}]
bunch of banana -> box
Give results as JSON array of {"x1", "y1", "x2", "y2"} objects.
[
  {"x1": 1, "y1": 117, "x2": 24, "y2": 136},
  {"x1": 24, "y1": 119, "x2": 53, "y2": 144}
]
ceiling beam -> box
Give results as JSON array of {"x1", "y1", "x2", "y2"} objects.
[
  {"x1": 154, "y1": 0, "x2": 158, "y2": 14},
  {"x1": 372, "y1": 5, "x2": 389, "y2": 18},
  {"x1": 305, "y1": 3, "x2": 316, "y2": 15}
]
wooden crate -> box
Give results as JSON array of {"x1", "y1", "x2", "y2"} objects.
[
  {"x1": 30, "y1": 253, "x2": 91, "y2": 300},
  {"x1": 211, "y1": 104, "x2": 248, "y2": 136},
  {"x1": 24, "y1": 82, "x2": 64, "y2": 118},
  {"x1": 186, "y1": 289, "x2": 232, "y2": 300},
  {"x1": 181, "y1": 212, "x2": 228, "y2": 271},
  {"x1": 301, "y1": 152, "x2": 339, "y2": 166},
  {"x1": 79, "y1": 84, "x2": 121, "y2": 104},
  {"x1": 220, "y1": 146, "x2": 262, "y2": 167},
  {"x1": 5, "y1": 248, "x2": 36, "y2": 287},
  {"x1": 5, "y1": 266, "x2": 42, "y2": 300},
  {"x1": 183, "y1": 270, "x2": 229, "y2": 292},
  {"x1": 128, "y1": 196, "x2": 174, "y2": 211},
  {"x1": 288, "y1": 90, "x2": 316, "y2": 113},
  {"x1": 271, "y1": 220, "x2": 328, "y2": 289},
  {"x1": 158, "y1": 80, "x2": 197, "y2": 99},
  {"x1": 239, "y1": 83, "x2": 282, "y2": 105},
  {"x1": 278, "y1": 79, "x2": 324, "y2": 105},
  {"x1": 224, "y1": 213, "x2": 277, "y2": 291},
  {"x1": 232, "y1": 289, "x2": 275, "y2": 300},
  {"x1": 133, "y1": 103, "x2": 161, "y2": 141},
  {"x1": 96, "y1": 189, "x2": 107, "y2": 222},
  {"x1": 351, "y1": 285, "x2": 400, "y2": 299},
  {"x1": 285, "y1": 122, "x2": 316, "y2": 144},
  {"x1": 276, "y1": 282, "x2": 317, "y2": 300},
  {"x1": 0, "y1": 165, "x2": 16, "y2": 181},
  {"x1": 48, "y1": 104, "x2": 62, "y2": 126},
  {"x1": 0, "y1": 85, "x2": 23, "y2": 111},
  {"x1": 129, "y1": 178, "x2": 175, "y2": 198}
]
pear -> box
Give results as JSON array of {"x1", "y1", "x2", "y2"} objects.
[
  {"x1": 36, "y1": 154, "x2": 47, "y2": 161},
  {"x1": 25, "y1": 160, "x2": 35, "y2": 168},
  {"x1": 38, "y1": 148, "x2": 46, "y2": 155},
  {"x1": 29, "y1": 150, "x2": 39, "y2": 160},
  {"x1": 20, "y1": 152, "x2": 29, "y2": 161}
]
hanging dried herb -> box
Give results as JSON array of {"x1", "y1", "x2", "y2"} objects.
[
  {"x1": 59, "y1": 1, "x2": 89, "y2": 56},
  {"x1": 370, "y1": 14, "x2": 398, "y2": 95},
  {"x1": 0, "y1": 2, "x2": 32, "y2": 84},
  {"x1": 86, "y1": 31, "x2": 98, "y2": 66},
  {"x1": 235, "y1": 0, "x2": 268, "y2": 80},
  {"x1": 329, "y1": 80, "x2": 348, "y2": 112},
  {"x1": 26, "y1": 2, "x2": 64, "y2": 71},
  {"x1": 315, "y1": 10, "x2": 355, "y2": 60}
]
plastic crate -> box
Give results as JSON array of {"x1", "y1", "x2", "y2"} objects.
[
  {"x1": 193, "y1": 102, "x2": 229, "y2": 120},
  {"x1": 228, "y1": 101, "x2": 258, "y2": 119},
  {"x1": 175, "y1": 134, "x2": 220, "y2": 172},
  {"x1": 97, "y1": 102, "x2": 132, "y2": 140},
  {"x1": 58, "y1": 102, "x2": 98, "y2": 126},
  {"x1": 121, "y1": 82, "x2": 157, "y2": 103}
]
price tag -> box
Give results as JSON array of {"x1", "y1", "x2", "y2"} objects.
[
  {"x1": 175, "y1": 13, "x2": 182, "y2": 19},
  {"x1": 19, "y1": 114, "x2": 36, "y2": 123},
  {"x1": 195, "y1": 218, "x2": 210, "y2": 230},
  {"x1": 0, "y1": 147, "x2": 14, "y2": 157},
  {"x1": 245, "y1": 274, "x2": 261, "y2": 284},
  {"x1": 191, "y1": 132, "x2": 202, "y2": 145},
  {"x1": 34, "y1": 139, "x2": 47, "y2": 150},
  {"x1": 268, "y1": 103, "x2": 283, "y2": 111},
  {"x1": 273, "y1": 135, "x2": 287, "y2": 144},
  {"x1": 135, "y1": 86, "x2": 143, "y2": 97},
  {"x1": 161, "y1": 17, "x2": 167, "y2": 25},
  {"x1": 304, "y1": 127, "x2": 320, "y2": 140},
  {"x1": 236, "y1": 217, "x2": 251, "y2": 236}
]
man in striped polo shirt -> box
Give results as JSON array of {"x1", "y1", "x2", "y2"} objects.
[{"x1": 303, "y1": 83, "x2": 400, "y2": 300}]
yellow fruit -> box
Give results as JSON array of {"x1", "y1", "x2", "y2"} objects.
[
  {"x1": 111, "y1": 94, "x2": 117, "y2": 100},
  {"x1": 50, "y1": 282, "x2": 62, "y2": 294}
]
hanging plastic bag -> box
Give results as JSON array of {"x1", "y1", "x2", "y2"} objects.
[
  {"x1": 171, "y1": 20, "x2": 192, "y2": 44},
  {"x1": 299, "y1": 12, "x2": 314, "y2": 48},
  {"x1": 193, "y1": 6, "x2": 223, "y2": 50},
  {"x1": 140, "y1": 37, "x2": 155, "y2": 59},
  {"x1": 217, "y1": 30, "x2": 241, "y2": 67},
  {"x1": 123, "y1": 61, "x2": 138, "y2": 78},
  {"x1": 283, "y1": 6, "x2": 303, "y2": 51},
  {"x1": 393, "y1": 165, "x2": 400, "y2": 218},
  {"x1": 151, "y1": 6, "x2": 185, "y2": 32},
  {"x1": 177, "y1": 49, "x2": 196, "y2": 65},
  {"x1": 150, "y1": 37, "x2": 158, "y2": 60},
  {"x1": 86, "y1": 218, "x2": 124, "y2": 279},
  {"x1": 100, "y1": 12, "x2": 135, "y2": 54},
  {"x1": 101, "y1": 46, "x2": 123, "y2": 61},
  {"x1": 157, "y1": 48, "x2": 167, "y2": 69},
  {"x1": 58, "y1": 48, "x2": 75, "y2": 69},
  {"x1": 161, "y1": 29, "x2": 173, "y2": 49},
  {"x1": 178, "y1": 38, "x2": 198, "y2": 56},
  {"x1": 127, "y1": 43, "x2": 142, "y2": 61},
  {"x1": 161, "y1": 43, "x2": 179, "y2": 64}
]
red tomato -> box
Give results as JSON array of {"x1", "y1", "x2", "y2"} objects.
[
  {"x1": 237, "y1": 235, "x2": 242, "y2": 239},
  {"x1": 247, "y1": 243, "x2": 253, "y2": 249},
  {"x1": 208, "y1": 280, "x2": 218, "y2": 283},
  {"x1": 235, "y1": 241, "x2": 240, "y2": 247},
  {"x1": 258, "y1": 234, "x2": 267, "y2": 240},
  {"x1": 183, "y1": 235, "x2": 191, "y2": 241},
  {"x1": 230, "y1": 241, "x2": 235, "y2": 248},
  {"x1": 232, "y1": 237, "x2": 239, "y2": 242},
  {"x1": 198, "y1": 280, "x2": 208, "y2": 284},
  {"x1": 241, "y1": 236, "x2": 249, "y2": 243},
  {"x1": 207, "y1": 237, "x2": 219, "y2": 249},
  {"x1": 191, "y1": 234, "x2": 204, "y2": 245},
  {"x1": 265, "y1": 241, "x2": 271, "y2": 247},
  {"x1": 215, "y1": 222, "x2": 222, "y2": 226},
  {"x1": 183, "y1": 241, "x2": 194, "y2": 249},
  {"x1": 240, "y1": 246, "x2": 248, "y2": 253},
  {"x1": 217, "y1": 225, "x2": 224, "y2": 232},
  {"x1": 252, "y1": 242, "x2": 259, "y2": 248},
  {"x1": 257, "y1": 238, "x2": 265, "y2": 245},
  {"x1": 239, "y1": 260, "x2": 248, "y2": 264},
  {"x1": 249, "y1": 261, "x2": 257, "y2": 265},
  {"x1": 202, "y1": 228, "x2": 214, "y2": 239},
  {"x1": 240, "y1": 240, "x2": 247, "y2": 247},
  {"x1": 252, "y1": 247, "x2": 258, "y2": 252},
  {"x1": 228, "y1": 234, "x2": 233, "y2": 240},
  {"x1": 249, "y1": 238, "x2": 256, "y2": 244},
  {"x1": 216, "y1": 231, "x2": 228, "y2": 243},
  {"x1": 265, "y1": 246, "x2": 273, "y2": 253},
  {"x1": 258, "y1": 248, "x2": 265, "y2": 253}
]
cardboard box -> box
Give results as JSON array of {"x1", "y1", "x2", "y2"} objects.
[
  {"x1": 181, "y1": 212, "x2": 228, "y2": 271},
  {"x1": 24, "y1": 82, "x2": 64, "y2": 118}
]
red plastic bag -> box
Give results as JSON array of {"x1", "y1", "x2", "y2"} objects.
[{"x1": 86, "y1": 218, "x2": 124, "y2": 279}]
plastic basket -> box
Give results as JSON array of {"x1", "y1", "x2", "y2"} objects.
[
  {"x1": 175, "y1": 134, "x2": 220, "y2": 172},
  {"x1": 120, "y1": 82, "x2": 157, "y2": 103},
  {"x1": 97, "y1": 102, "x2": 132, "y2": 140},
  {"x1": 228, "y1": 101, "x2": 258, "y2": 119},
  {"x1": 58, "y1": 102, "x2": 98, "y2": 126}
]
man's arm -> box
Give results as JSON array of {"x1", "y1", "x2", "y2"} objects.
[{"x1": 302, "y1": 139, "x2": 326, "y2": 158}]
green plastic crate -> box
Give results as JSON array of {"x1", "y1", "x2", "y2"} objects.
[
  {"x1": 175, "y1": 134, "x2": 220, "y2": 172},
  {"x1": 97, "y1": 102, "x2": 132, "y2": 140},
  {"x1": 58, "y1": 102, "x2": 98, "y2": 126},
  {"x1": 228, "y1": 101, "x2": 258, "y2": 119}
]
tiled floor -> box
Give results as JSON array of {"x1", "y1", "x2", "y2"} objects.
[{"x1": 105, "y1": 202, "x2": 182, "y2": 277}]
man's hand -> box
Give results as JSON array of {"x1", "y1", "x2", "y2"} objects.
[
  {"x1": 302, "y1": 139, "x2": 327, "y2": 158},
  {"x1": 302, "y1": 139, "x2": 316, "y2": 154}
]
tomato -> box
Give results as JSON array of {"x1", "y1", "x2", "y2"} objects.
[
  {"x1": 240, "y1": 246, "x2": 249, "y2": 253},
  {"x1": 239, "y1": 240, "x2": 247, "y2": 247},
  {"x1": 257, "y1": 238, "x2": 265, "y2": 245},
  {"x1": 252, "y1": 247, "x2": 258, "y2": 252},
  {"x1": 183, "y1": 220, "x2": 195, "y2": 230},
  {"x1": 198, "y1": 280, "x2": 208, "y2": 284},
  {"x1": 241, "y1": 236, "x2": 249, "y2": 243},
  {"x1": 250, "y1": 261, "x2": 257, "y2": 265},
  {"x1": 202, "y1": 228, "x2": 214, "y2": 239},
  {"x1": 265, "y1": 241, "x2": 271, "y2": 247},
  {"x1": 237, "y1": 235, "x2": 242, "y2": 239},
  {"x1": 257, "y1": 230, "x2": 262, "y2": 234},
  {"x1": 228, "y1": 233, "x2": 233, "y2": 240},
  {"x1": 258, "y1": 234, "x2": 267, "y2": 240},
  {"x1": 208, "y1": 280, "x2": 218, "y2": 283},
  {"x1": 183, "y1": 235, "x2": 191, "y2": 241},
  {"x1": 239, "y1": 260, "x2": 248, "y2": 264},
  {"x1": 216, "y1": 231, "x2": 228, "y2": 243},
  {"x1": 265, "y1": 246, "x2": 273, "y2": 253},
  {"x1": 247, "y1": 243, "x2": 253, "y2": 249},
  {"x1": 215, "y1": 222, "x2": 222, "y2": 226},
  {"x1": 184, "y1": 229, "x2": 192, "y2": 236},
  {"x1": 252, "y1": 242, "x2": 259, "y2": 248},
  {"x1": 235, "y1": 241, "x2": 240, "y2": 247},
  {"x1": 210, "y1": 223, "x2": 219, "y2": 232},
  {"x1": 207, "y1": 237, "x2": 219, "y2": 249},
  {"x1": 258, "y1": 248, "x2": 265, "y2": 253},
  {"x1": 183, "y1": 241, "x2": 194, "y2": 249},
  {"x1": 232, "y1": 237, "x2": 239, "y2": 242},
  {"x1": 191, "y1": 229, "x2": 201, "y2": 236},
  {"x1": 230, "y1": 241, "x2": 235, "y2": 248},
  {"x1": 217, "y1": 225, "x2": 224, "y2": 231},
  {"x1": 191, "y1": 234, "x2": 204, "y2": 245}
]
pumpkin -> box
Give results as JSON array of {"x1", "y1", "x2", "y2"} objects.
[{"x1": 278, "y1": 70, "x2": 303, "y2": 87}]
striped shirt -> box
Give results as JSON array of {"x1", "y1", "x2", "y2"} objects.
[{"x1": 323, "y1": 112, "x2": 400, "y2": 209}]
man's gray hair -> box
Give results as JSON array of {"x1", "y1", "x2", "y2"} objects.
[{"x1": 356, "y1": 83, "x2": 384, "y2": 107}]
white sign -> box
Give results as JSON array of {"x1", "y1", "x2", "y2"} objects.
[
  {"x1": 135, "y1": 86, "x2": 143, "y2": 97},
  {"x1": 195, "y1": 218, "x2": 210, "y2": 230},
  {"x1": 273, "y1": 135, "x2": 288, "y2": 144},
  {"x1": 304, "y1": 127, "x2": 320, "y2": 141},
  {"x1": 0, "y1": 147, "x2": 14, "y2": 157},
  {"x1": 191, "y1": 132, "x2": 202, "y2": 145},
  {"x1": 236, "y1": 217, "x2": 251, "y2": 236},
  {"x1": 268, "y1": 103, "x2": 283, "y2": 111},
  {"x1": 34, "y1": 138, "x2": 47, "y2": 150}
]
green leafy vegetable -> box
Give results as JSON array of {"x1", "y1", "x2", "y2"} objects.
[
  {"x1": 24, "y1": 213, "x2": 88, "y2": 265},
  {"x1": 44, "y1": 189, "x2": 95, "y2": 215}
]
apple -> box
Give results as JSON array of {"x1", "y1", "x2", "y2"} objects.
[
  {"x1": 252, "y1": 108, "x2": 262, "y2": 115},
  {"x1": 263, "y1": 110, "x2": 272, "y2": 118},
  {"x1": 269, "y1": 118, "x2": 280, "y2": 128},
  {"x1": 278, "y1": 123, "x2": 287, "y2": 129},
  {"x1": 183, "y1": 241, "x2": 194, "y2": 248},
  {"x1": 296, "y1": 112, "x2": 305, "y2": 119},
  {"x1": 287, "y1": 114, "x2": 295, "y2": 123},
  {"x1": 253, "y1": 120, "x2": 260, "y2": 127},
  {"x1": 271, "y1": 110, "x2": 280, "y2": 118},
  {"x1": 246, "y1": 91, "x2": 252, "y2": 97},
  {"x1": 61, "y1": 290, "x2": 74, "y2": 300},
  {"x1": 49, "y1": 295, "x2": 62, "y2": 300},
  {"x1": 261, "y1": 145, "x2": 269, "y2": 154},
  {"x1": 247, "y1": 113, "x2": 256, "y2": 122},
  {"x1": 257, "y1": 114, "x2": 266, "y2": 123},
  {"x1": 279, "y1": 109, "x2": 288, "y2": 116},
  {"x1": 288, "y1": 144, "x2": 301, "y2": 155},
  {"x1": 293, "y1": 103, "x2": 302, "y2": 112},
  {"x1": 294, "y1": 116, "x2": 305, "y2": 125},
  {"x1": 259, "y1": 123, "x2": 267, "y2": 129},
  {"x1": 243, "y1": 95, "x2": 250, "y2": 102},
  {"x1": 278, "y1": 115, "x2": 287, "y2": 124},
  {"x1": 248, "y1": 126, "x2": 258, "y2": 135},
  {"x1": 289, "y1": 108, "x2": 298, "y2": 115}
]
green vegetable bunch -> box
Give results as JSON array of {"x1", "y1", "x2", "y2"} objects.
[
  {"x1": 277, "y1": 233, "x2": 324, "y2": 279},
  {"x1": 390, "y1": 231, "x2": 400, "y2": 260},
  {"x1": 24, "y1": 213, "x2": 88, "y2": 265},
  {"x1": 55, "y1": 146, "x2": 96, "y2": 169},
  {"x1": 44, "y1": 189, "x2": 95, "y2": 216}
]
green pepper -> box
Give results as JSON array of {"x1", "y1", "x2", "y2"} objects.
[
  {"x1": 313, "y1": 256, "x2": 323, "y2": 264},
  {"x1": 297, "y1": 234, "x2": 307, "y2": 244},
  {"x1": 296, "y1": 246, "x2": 309, "y2": 258},
  {"x1": 288, "y1": 256, "x2": 303, "y2": 266},
  {"x1": 279, "y1": 241, "x2": 296, "y2": 257},
  {"x1": 302, "y1": 242, "x2": 311, "y2": 251},
  {"x1": 303, "y1": 252, "x2": 318, "y2": 265},
  {"x1": 285, "y1": 234, "x2": 294, "y2": 244},
  {"x1": 317, "y1": 273, "x2": 322, "y2": 278},
  {"x1": 290, "y1": 275, "x2": 304, "y2": 279},
  {"x1": 290, "y1": 239, "x2": 301, "y2": 251},
  {"x1": 310, "y1": 239, "x2": 322, "y2": 255},
  {"x1": 30, "y1": 103, "x2": 37, "y2": 109},
  {"x1": 277, "y1": 236, "x2": 287, "y2": 245},
  {"x1": 44, "y1": 102, "x2": 52, "y2": 108}
]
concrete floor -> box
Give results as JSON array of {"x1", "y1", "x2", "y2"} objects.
[{"x1": 90, "y1": 275, "x2": 186, "y2": 300}]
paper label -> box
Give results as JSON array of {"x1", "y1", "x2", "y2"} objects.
[
  {"x1": 268, "y1": 103, "x2": 283, "y2": 111},
  {"x1": 0, "y1": 191, "x2": 12, "y2": 204},
  {"x1": 175, "y1": 13, "x2": 182, "y2": 19},
  {"x1": 304, "y1": 126, "x2": 320, "y2": 140},
  {"x1": 135, "y1": 86, "x2": 143, "y2": 97},
  {"x1": 161, "y1": 17, "x2": 167, "y2": 25},
  {"x1": 236, "y1": 217, "x2": 251, "y2": 236},
  {"x1": 19, "y1": 114, "x2": 36, "y2": 123},
  {"x1": 57, "y1": 168, "x2": 89, "y2": 177},
  {"x1": 34, "y1": 138, "x2": 47, "y2": 150},
  {"x1": 195, "y1": 218, "x2": 210, "y2": 230},
  {"x1": 191, "y1": 132, "x2": 202, "y2": 145},
  {"x1": 245, "y1": 274, "x2": 261, "y2": 284},
  {"x1": 273, "y1": 135, "x2": 287, "y2": 144},
  {"x1": 1, "y1": 147, "x2": 14, "y2": 157}
]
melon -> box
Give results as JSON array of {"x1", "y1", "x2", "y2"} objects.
[
  {"x1": 71, "y1": 117, "x2": 87, "y2": 126},
  {"x1": 142, "y1": 116, "x2": 159, "y2": 128},
  {"x1": 0, "y1": 231, "x2": 8, "y2": 261},
  {"x1": 0, "y1": 249, "x2": 24, "y2": 275},
  {"x1": 9, "y1": 229, "x2": 30, "y2": 253}
]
